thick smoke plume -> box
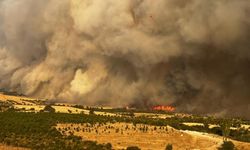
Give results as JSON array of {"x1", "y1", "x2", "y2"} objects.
[{"x1": 0, "y1": 0, "x2": 250, "y2": 118}]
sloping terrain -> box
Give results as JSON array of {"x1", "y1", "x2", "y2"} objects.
[
  {"x1": 0, "y1": 93, "x2": 91, "y2": 114},
  {"x1": 183, "y1": 130, "x2": 250, "y2": 150},
  {"x1": 57, "y1": 123, "x2": 250, "y2": 150},
  {"x1": 0, "y1": 93, "x2": 43, "y2": 105}
]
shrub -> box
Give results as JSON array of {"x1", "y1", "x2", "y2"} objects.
[
  {"x1": 89, "y1": 110, "x2": 95, "y2": 115},
  {"x1": 43, "y1": 105, "x2": 55, "y2": 113},
  {"x1": 218, "y1": 141, "x2": 236, "y2": 150},
  {"x1": 165, "y1": 144, "x2": 173, "y2": 150}
]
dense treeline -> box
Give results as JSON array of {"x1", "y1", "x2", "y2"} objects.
[
  {"x1": 84, "y1": 107, "x2": 175, "y2": 115},
  {"x1": 83, "y1": 106, "x2": 250, "y2": 127},
  {"x1": 0, "y1": 112, "x2": 113, "y2": 150}
]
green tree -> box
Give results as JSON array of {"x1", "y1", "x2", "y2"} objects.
[
  {"x1": 126, "y1": 146, "x2": 141, "y2": 150},
  {"x1": 218, "y1": 141, "x2": 236, "y2": 150},
  {"x1": 7, "y1": 107, "x2": 16, "y2": 112},
  {"x1": 43, "y1": 105, "x2": 55, "y2": 113},
  {"x1": 105, "y1": 143, "x2": 112, "y2": 150},
  {"x1": 129, "y1": 112, "x2": 135, "y2": 117},
  {"x1": 89, "y1": 109, "x2": 95, "y2": 115},
  {"x1": 165, "y1": 144, "x2": 173, "y2": 150},
  {"x1": 220, "y1": 120, "x2": 231, "y2": 141}
]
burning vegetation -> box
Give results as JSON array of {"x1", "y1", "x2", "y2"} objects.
[{"x1": 152, "y1": 105, "x2": 175, "y2": 112}]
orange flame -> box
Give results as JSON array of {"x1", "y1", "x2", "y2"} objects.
[{"x1": 152, "y1": 105, "x2": 175, "y2": 112}]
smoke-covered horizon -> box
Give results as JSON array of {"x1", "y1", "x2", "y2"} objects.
[{"x1": 0, "y1": 0, "x2": 250, "y2": 118}]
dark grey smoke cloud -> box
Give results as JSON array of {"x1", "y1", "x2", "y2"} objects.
[{"x1": 0, "y1": 0, "x2": 250, "y2": 118}]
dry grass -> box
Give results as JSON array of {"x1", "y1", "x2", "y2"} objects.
[
  {"x1": 14, "y1": 105, "x2": 45, "y2": 112},
  {"x1": 134, "y1": 112, "x2": 173, "y2": 119},
  {"x1": 182, "y1": 122, "x2": 204, "y2": 127},
  {"x1": 0, "y1": 93, "x2": 38, "y2": 105},
  {"x1": 56, "y1": 122, "x2": 250, "y2": 150},
  {"x1": 52, "y1": 106, "x2": 89, "y2": 114},
  {"x1": 241, "y1": 124, "x2": 250, "y2": 130},
  {"x1": 0, "y1": 144, "x2": 28, "y2": 150},
  {"x1": 183, "y1": 130, "x2": 250, "y2": 150},
  {"x1": 94, "y1": 111, "x2": 121, "y2": 117},
  {"x1": 13, "y1": 105, "x2": 90, "y2": 114}
]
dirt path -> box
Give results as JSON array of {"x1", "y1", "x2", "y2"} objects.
[{"x1": 182, "y1": 130, "x2": 250, "y2": 150}]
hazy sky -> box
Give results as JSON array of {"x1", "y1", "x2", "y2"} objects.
[{"x1": 0, "y1": 0, "x2": 250, "y2": 118}]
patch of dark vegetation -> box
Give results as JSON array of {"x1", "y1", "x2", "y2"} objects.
[
  {"x1": 218, "y1": 141, "x2": 236, "y2": 150},
  {"x1": 86, "y1": 107, "x2": 175, "y2": 115},
  {"x1": 0, "y1": 112, "x2": 113, "y2": 150},
  {"x1": 0, "y1": 89, "x2": 25, "y2": 97},
  {"x1": 165, "y1": 144, "x2": 173, "y2": 150},
  {"x1": 126, "y1": 146, "x2": 141, "y2": 150},
  {"x1": 21, "y1": 99, "x2": 47, "y2": 105}
]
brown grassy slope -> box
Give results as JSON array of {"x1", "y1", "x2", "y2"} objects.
[
  {"x1": 0, "y1": 93, "x2": 36, "y2": 105},
  {"x1": 57, "y1": 123, "x2": 250, "y2": 150}
]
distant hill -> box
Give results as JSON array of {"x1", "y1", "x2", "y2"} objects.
[
  {"x1": 0, "y1": 89, "x2": 26, "y2": 97},
  {"x1": 0, "y1": 93, "x2": 45, "y2": 105}
]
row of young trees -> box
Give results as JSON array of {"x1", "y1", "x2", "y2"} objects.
[{"x1": 0, "y1": 111, "x2": 174, "y2": 149}]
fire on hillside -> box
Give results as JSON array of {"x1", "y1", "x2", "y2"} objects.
[{"x1": 152, "y1": 105, "x2": 175, "y2": 112}]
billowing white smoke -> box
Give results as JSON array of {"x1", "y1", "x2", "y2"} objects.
[{"x1": 0, "y1": 0, "x2": 250, "y2": 118}]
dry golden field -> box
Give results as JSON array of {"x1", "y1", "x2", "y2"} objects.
[
  {"x1": 0, "y1": 93, "x2": 36, "y2": 105},
  {"x1": 52, "y1": 106, "x2": 89, "y2": 114},
  {"x1": 0, "y1": 144, "x2": 28, "y2": 150},
  {"x1": 56, "y1": 123, "x2": 250, "y2": 150},
  {"x1": 13, "y1": 105, "x2": 45, "y2": 112}
]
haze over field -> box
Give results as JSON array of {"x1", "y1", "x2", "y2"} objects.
[{"x1": 0, "y1": 0, "x2": 250, "y2": 118}]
